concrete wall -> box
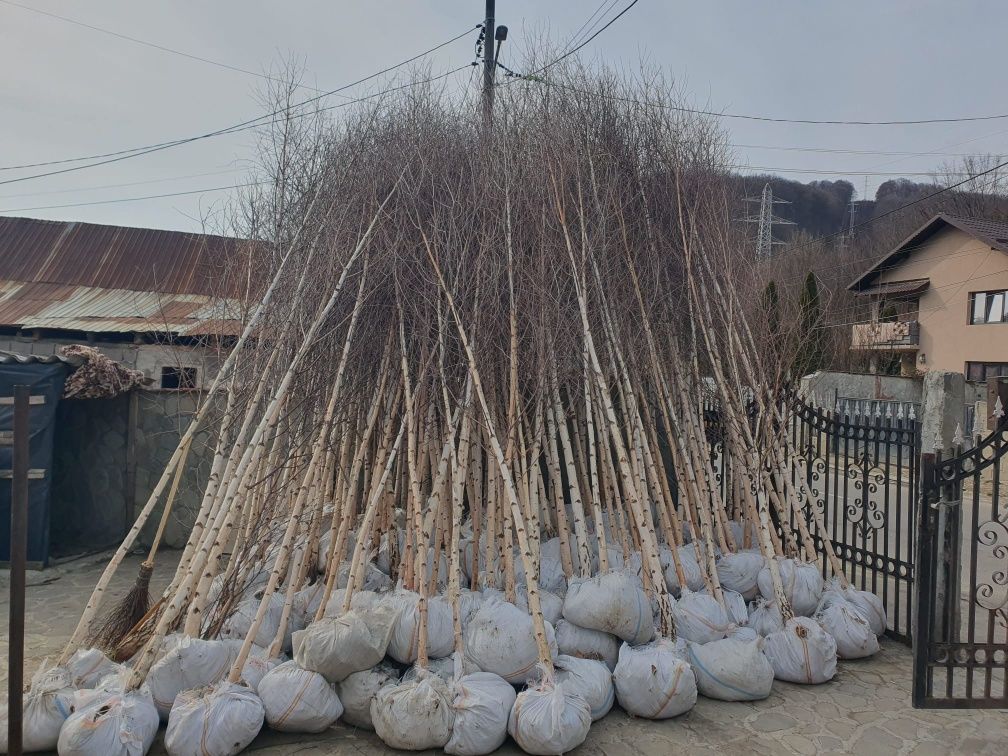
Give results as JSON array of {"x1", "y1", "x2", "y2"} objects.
[
  {"x1": 871, "y1": 226, "x2": 1008, "y2": 374},
  {"x1": 800, "y1": 370, "x2": 922, "y2": 406}
]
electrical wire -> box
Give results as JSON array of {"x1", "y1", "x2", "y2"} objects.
[
  {"x1": 0, "y1": 167, "x2": 245, "y2": 199},
  {"x1": 0, "y1": 24, "x2": 479, "y2": 174},
  {"x1": 524, "y1": 0, "x2": 642, "y2": 78},
  {"x1": 0, "y1": 0, "x2": 330, "y2": 94},
  {"x1": 519, "y1": 78, "x2": 1008, "y2": 126},
  {"x1": 0, "y1": 63, "x2": 471, "y2": 186},
  {"x1": 0, "y1": 181, "x2": 264, "y2": 213}
]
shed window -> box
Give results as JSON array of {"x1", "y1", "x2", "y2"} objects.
[
  {"x1": 160, "y1": 366, "x2": 198, "y2": 390},
  {"x1": 969, "y1": 290, "x2": 1008, "y2": 324}
]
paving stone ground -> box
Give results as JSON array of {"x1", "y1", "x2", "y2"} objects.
[{"x1": 2, "y1": 551, "x2": 1006, "y2": 755}]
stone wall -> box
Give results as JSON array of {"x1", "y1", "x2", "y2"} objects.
[{"x1": 133, "y1": 390, "x2": 216, "y2": 549}]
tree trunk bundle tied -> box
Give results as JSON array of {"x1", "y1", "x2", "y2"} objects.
[{"x1": 40, "y1": 55, "x2": 886, "y2": 756}]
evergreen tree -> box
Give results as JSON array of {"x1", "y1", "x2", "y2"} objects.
[{"x1": 794, "y1": 271, "x2": 826, "y2": 377}]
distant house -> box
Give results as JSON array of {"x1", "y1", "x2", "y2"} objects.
[
  {"x1": 848, "y1": 213, "x2": 1008, "y2": 380},
  {"x1": 0, "y1": 215, "x2": 248, "y2": 389}
]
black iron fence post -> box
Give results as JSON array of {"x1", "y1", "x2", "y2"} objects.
[{"x1": 7, "y1": 384, "x2": 30, "y2": 756}]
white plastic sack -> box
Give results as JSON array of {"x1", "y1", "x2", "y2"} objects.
[
  {"x1": 0, "y1": 665, "x2": 73, "y2": 753},
  {"x1": 293, "y1": 602, "x2": 398, "y2": 683},
  {"x1": 555, "y1": 619, "x2": 619, "y2": 671},
  {"x1": 292, "y1": 582, "x2": 326, "y2": 627},
  {"x1": 554, "y1": 655, "x2": 614, "y2": 721},
  {"x1": 57, "y1": 688, "x2": 159, "y2": 756},
  {"x1": 257, "y1": 660, "x2": 343, "y2": 733},
  {"x1": 402, "y1": 655, "x2": 479, "y2": 684},
  {"x1": 764, "y1": 617, "x2": 837, "y2": 684},
  {"x1": 748, "y1": 599, "x2": 785, "y2": 636},
  {"x1": 563, "y1": 570, "x2": 654, "y2": 645},
  {"x1": 819, "y1": 581, "x2": 887, "y2": 637},
  {"x1": 233, "y1": 645, "x2": 280, "y2": 692},
  {"x1": 221, "y1": 592, "x2": 301, "y2": 654},
  {"x1": 726, "y1": 520, "x2": 759, "y2": 549},
  {"x1": 147, "y1": 637, "x2": 237, "y2": 720},
  {"x1": 164, "y1": 681, "x2": 264, "y2": 756},
  {"x1": 458, "y1": 589, "x2": 484, "y2": 634},
  {"x1": 612, "y1": 640, "x2": 697, "y2": 719},
  {"x1": 727, "y1": 625, "x2": 760, "y2": 643},
  {"x1": 66, "y1": 648, "x2": 121, "y2": 689},
  {"x1": 515, "y1": 588, "x2": 563, "y2": 626},
  {"x1": 332, "y1": 560, "x2": 393, "y2": 594},
  {"x1": 465, "y1": 598, "x2": 557, "y2": 684},
  {"x1": 700, "y1": 588, "x2": 748, "y2": 626},
  {"x1": 371, "y1": 670, "x2": 455, "y2": 750},
  {"x1": 673, "y1": 546, "x2": 706, "y2": 592},
  {"x1": 336, "y1": 665, "x2": 398, "y2": 730},
  {"x1": 816, "y1": 602, "x2": 879, "y2": 659},
  {"x1": 757, "y1": 558, "x2": 823, "y2": 616},
  {"x1": 387, "y1": 590, "x2": 455, "y2": 664},
  {"x1": 507, "y1": 680, "x2": 591, "y2": 756},
  {"x1": 538, "y1": 538, "x2": 575, "y2": 596},
  {"x1": 672, "y1": 590, "x2": 730, "y2": 644},
  {"x1": 444, "y1": 672, "x2": 516, "y2": 756},
  {"x1": 716, "y1": 552, "x2": 765, "y2": 600},
  {"x1": 686, "y1": 637, "x2": 774, "y2": 701}
]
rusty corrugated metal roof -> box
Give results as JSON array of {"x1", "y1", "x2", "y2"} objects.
[
  {"x1": 0, "y1": 215, "x2": 247, "y2": 296},
  {"x1": 0, "y1": 215, "x2": 250, "y2": 336},
  {"x1": 0, "y1": 280, "x2": 241, "y2": 336}
]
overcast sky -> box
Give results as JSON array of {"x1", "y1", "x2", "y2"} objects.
[{"x1": 2, "y1": 0, "x2": 1006, "y2": 232}]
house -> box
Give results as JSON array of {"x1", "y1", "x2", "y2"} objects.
[
  {"x1": 848, "y1": 213, "x2": 1008, "y2": 380},
  {"x1": 0, "y1": 215, "x2": 248, "y2": 389},
  {"x1": 0, "y1": 216, "x2": 250, "y2": 564}
]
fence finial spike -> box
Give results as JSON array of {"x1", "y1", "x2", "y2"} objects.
[
  {"x1": 934, "y1": 428, "x2": 943, "y2": 452},
  {"x1": 897, "y1": 404, "x2": 904, "y2": 420},
  {"x1": 875, "y1": 403, "x2": 882, "y2": 418},
  {"x1": 908, "y1": 404, "x2": 917, "y2": 421},
  {"x1": 972, "y1": 405, "x2": 985, "y2": 438},
  {"x1": 885, "y1": 403, "x2": 892, "y2": 420},
  {"x1": 953, "y1": 423, "x2": 964, "y2": 446},
  {"x1": 995, "y1": 396, "x2": 1005, "y2": 420}
]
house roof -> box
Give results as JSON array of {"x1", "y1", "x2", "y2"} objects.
[
  {"x1": 854, "y1": 277, "x2": 930, "y2": 298},
  {"x1": 848, "y1": 213, "x2": 1008, "y2": 292},
  {"x1": 0, "y1": 216, "x2": 248, "y2": 336}
]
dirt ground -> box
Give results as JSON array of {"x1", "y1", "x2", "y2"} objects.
[{"x1": 2, "y1": 551, "x2": 1007, "y2": 755}]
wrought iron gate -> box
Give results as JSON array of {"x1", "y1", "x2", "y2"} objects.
[
  {"x1": 913, "y1": 415, "x2": 1008, "y2": 708},
  {"x1": 787, "y1": 397, "x2": 920, "y2": 642}
]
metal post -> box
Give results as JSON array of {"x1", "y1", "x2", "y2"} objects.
[
  {"x1": 8, "y1": 384, "x2": 30, "y2": 756},
  {"x1": 482, "y1": 0, "x2": 496, "y2": 130}
]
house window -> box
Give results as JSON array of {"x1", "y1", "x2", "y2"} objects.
[
  {"x1": 965, "y1": 362, "x2": 1008, "y2": 382},
  {"x1": 969, "y1": 290, "x2": 1008, "y2": 324},
  {"x1": 160, "y1": 366, "x2": 198, "y2": 390}
]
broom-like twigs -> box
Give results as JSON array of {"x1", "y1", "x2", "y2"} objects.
[{"x1": 55, "y1": 59, "x2": 860, "y2": 697}]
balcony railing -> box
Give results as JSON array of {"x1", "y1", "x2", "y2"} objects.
[{"x1": 851, "y1": 320, "x2": 920, "y2": 350}]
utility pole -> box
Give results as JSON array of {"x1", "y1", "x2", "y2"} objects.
[{"x1": 482, "y1": 0, "x2": 496, "y2": 130}]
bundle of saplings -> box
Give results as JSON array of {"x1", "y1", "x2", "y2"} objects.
[{"x1": 7, "y1": 53, "x2": 886, "y2": 756}]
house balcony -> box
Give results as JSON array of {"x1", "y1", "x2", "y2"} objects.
[{"x1": 851, "y1": 320, "x2": 920, "y2": 351}]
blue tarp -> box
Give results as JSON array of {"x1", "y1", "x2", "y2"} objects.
[{"x1": 1, "y1": 360, "x2": 67, "y2": 567}]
